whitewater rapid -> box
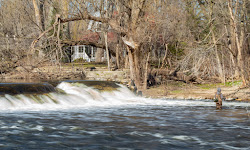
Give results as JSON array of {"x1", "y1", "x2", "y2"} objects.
[{"x1": 0, "y1": 82, "x2": 249, "y2": 112}]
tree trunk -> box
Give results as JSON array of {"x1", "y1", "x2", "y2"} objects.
[
  {"x1": 143, "y1": 52, "x2": 150, "y2": 90},
  {"x1": 212, "y1": 31, "x2": 224, "y2": 83},
  {"x1": 226, "y1": 25, "x2": 240, "y2": 78},
  {"x1": 238, "y1": 0, "x2": 249, "y2": 87},
  {"x1": 116, "y1": 44, "x2": 120, "y2": 69},
  {"x1": 228, "y1": 0, "x2": 249, "y2": 87},
  {"x1": 161, "y1": 43, "x2": 168, "y2": 68},
  {"x1": 125, "y1": 53, "x2": 129, "y2": 69},
  {"x1": 134, "y1": 49, "x2": 141, "y2": 88},
  {"x1": 32, "y1": 0, "x2": 45, "y2": 59},
  {"x1": 32, "y1": 0, "x2": 43, "y2": 33},
  {"x1": 61, "y1": 0, "x2": 70, "y2": 39},
  {"x1": 103, "y1": 0, "x2": 111, "y2": 71},
  {"x1": 127, "y1": 46, "x2": 144, "y2": 90},
  {"x1": 95, "y1": 48, "x2": 104, "y2": 62},
  {"x1": 127, "y1": 46, "x2": 135, "y2": 81},
  {"x1": 39, "y1": 0, "x2": 45, "y2": 31},
  {"x1": 104, "y1": 32, "x2": 111, "y2": 71}
]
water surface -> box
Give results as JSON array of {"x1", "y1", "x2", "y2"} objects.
[{"x1": 0, "y1": 82, "x2": 249, "y2": 149}]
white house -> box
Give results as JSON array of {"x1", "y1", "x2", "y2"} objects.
[
  {"x1": 70, "y1": 14, "x2": 117, "y2": 62},
  {"x1": 71, "y1": 45, "x2": 97, "y2": 62}
]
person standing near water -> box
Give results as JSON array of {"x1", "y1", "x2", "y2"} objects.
[{"x1": 214, "y1": 88, "x2": 223, "y2": 109}]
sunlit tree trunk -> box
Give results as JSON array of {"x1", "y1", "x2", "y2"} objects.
[
  {"x1": 212, "y1": 30, "x2": 225, "y2": 83},
  {"x1": 32, "y1": 0, "x2": 43, "y2": 33},
  {"x1": 143, "y1": 52, "x2": 150, "y2": 90},
  {"x1": 127, "y1": 46, "x2": 135, "y2": 81},
  {"x1": 228, "y1": 0, "x2": 249, "y2": 87},
  {"x1": 61, "y1": 0, "x2": 70, "y2": 39},
  {"x1": 116, "y1": 44, "x2": 120, "y2": 69}
]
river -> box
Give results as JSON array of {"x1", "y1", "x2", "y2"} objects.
[{"x1": 0, "y1": 81, "x2": 249, "y2": 149}]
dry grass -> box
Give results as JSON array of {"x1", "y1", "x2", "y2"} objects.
[{"x1": 143, "y1": 80, "x2": 250, "y2": 101}]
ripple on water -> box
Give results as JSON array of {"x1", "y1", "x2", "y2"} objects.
[
  {"x1": 6, "y1": 130, "x2": 25, "y2": 135},
  {"x1": 17, "y1": 120, "x2": 24, "y2": 123},
  {"x1": 48, "y1": 135, "x2": 62, "y2": 138},
  {"x1": 46, "y1": 141, "x2": 62, "y2": 145},
  {"x1": 69, "y1": 126, "x2": 84, "y2": 131},
  {"x1": 172, "y1": 135, "x2": 210, "y2": 146},
  {"x1": 128, "y1": 131, "x2": 165, "y2": 139},
  {"x1": 159, "y1": 139, "x2": 170, "y2": 144},
  {"x1": 153, "y1": 133, "x2": 164, "y2": 138},
  {"x1": 217, "y1": 142, "x2": 250, "y2": 150},
  {"x1": 31, "y1": 125, "x2": 44, "y2": 131},
  {"x1": 1, "y1": 126, "x2": 9, "y2": 129},
  {"x1": 172, "y1": 135, "x2": 193, "y2": 140},
  {"x1": 10, "y1": 125, "x2": 19, "y2": 129},
  {"x1": 83, "y1": 130, "x2": 103, "y2": 135},
  {"x1": 128, "y1": 131, "x2": 145, "y2": 136}
]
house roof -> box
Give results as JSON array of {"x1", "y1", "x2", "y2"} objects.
[
  {"x1": 81, "y1": 31, "x2": 100, "y2": 43},
  {"x1": 80, "y1": 31, "x2": 118, "y2": 44}
]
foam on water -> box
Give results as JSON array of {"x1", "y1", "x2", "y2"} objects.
[
  {"x1": 172, "y1": 135, "x2": 193, "y2": 141},
  {"x1": 0, "y1": 81, "x2": 249, "y2": 111},
  {"x1": 32, "y1": 125, "x2": 44, "y2": 131}
]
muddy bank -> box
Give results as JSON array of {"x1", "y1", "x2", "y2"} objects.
[{"x1": 143, "y1": 81, "x2": 250, "y2": 101}]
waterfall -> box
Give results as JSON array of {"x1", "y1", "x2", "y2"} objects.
[
  {"x1": 0, "y1": 81, "x2": 138, "y2": 111},
  {"x1": 0, "y1": 81, "x2": 249, "y2": 111}
]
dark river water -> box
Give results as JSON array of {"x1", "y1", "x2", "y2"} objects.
[{"x1": 0, "y1": 82, "x2": 249, "y2": 150}]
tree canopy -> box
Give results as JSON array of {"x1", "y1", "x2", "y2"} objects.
[{"x1": 0, "y1": 0, "x2": 249, "y2": 88}]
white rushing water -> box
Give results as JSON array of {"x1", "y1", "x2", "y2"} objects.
[{"x1": 0, "y1": 82, "x2": 249, "y2": 111}]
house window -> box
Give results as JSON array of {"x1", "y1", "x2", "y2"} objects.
[
  {"x1": 93, "y1": 47, "x2": 97, "y2": 56},
  {"x1": 72, "y1": 46, "x2": 76, "y2": 54},
  {"x1": 96, "y1": 23, "x2": 102, "y2": 32},
  {"x1": 79, "y1": 46, "x2": 84, "y2": 53},
  {"x1": 85, "y1": 46, "x2": 89, "y2": 54}
]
